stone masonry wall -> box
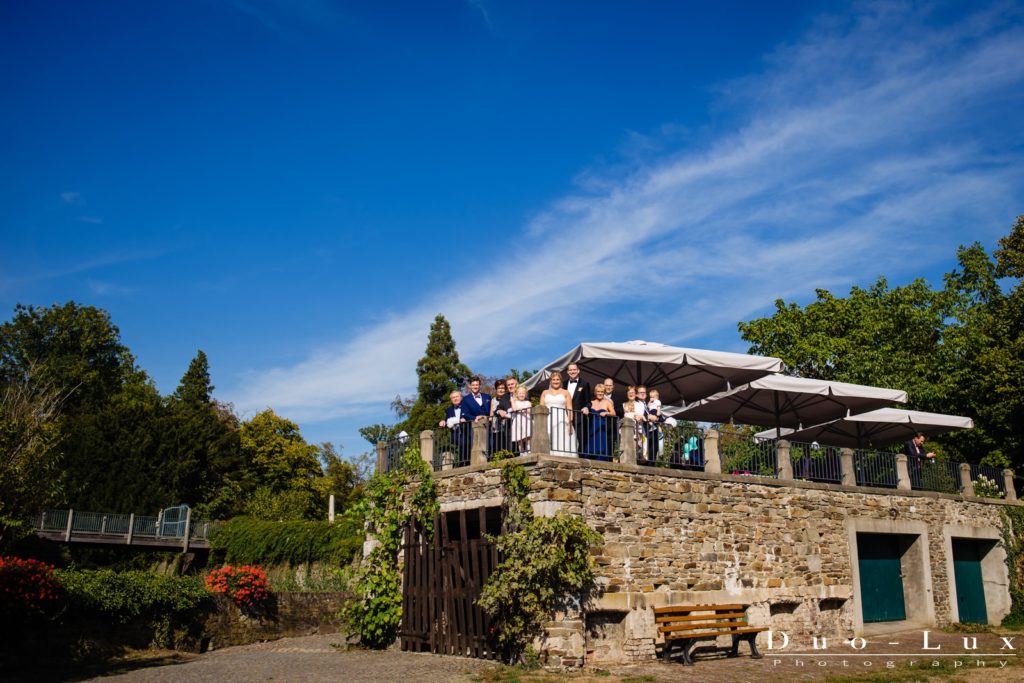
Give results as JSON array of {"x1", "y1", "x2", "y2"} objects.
[{"x1": 430, "y1": 455, "x2": 1013, "y2": 666}]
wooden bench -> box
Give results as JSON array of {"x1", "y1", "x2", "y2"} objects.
[{"x1": 654, "y1": 603, "x2": 767, "y2": 666}]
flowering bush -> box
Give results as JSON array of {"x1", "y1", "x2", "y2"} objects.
[
  {"x1": 0, "y1": 556, "x2": 61, "y2": 617},
  {"x1": 974, "y1": 474, "x2": 1005, "y2": 499},
  {"x1": 205, "y1": 564, "x2": 271, "y2": 611}
]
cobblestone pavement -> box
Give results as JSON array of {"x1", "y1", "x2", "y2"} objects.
[{"x1": 84, "y1": 629, "x2": 1022, "y2": 683}]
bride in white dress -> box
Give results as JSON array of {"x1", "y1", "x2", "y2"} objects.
[{"x1": 540, "y1": 371, "x2": 576, "y2": 456}]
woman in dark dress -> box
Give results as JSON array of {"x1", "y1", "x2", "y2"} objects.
[{"x1": 587, "y1": 383, "x2": 616, "y2": 461}]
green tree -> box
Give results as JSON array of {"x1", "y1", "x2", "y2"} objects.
[
  {"x1": 401, "y1": 314, "x2": 471, "y2": 436},
  {"x1": 160, "y1": 350, "x2": 241, "y2": 509},
  {"x1": 738, "y1": 216, "x2": 1023, "y2": 467},
  {"x1": 237, "y1": 410, "x2": 323, "y2": 521},
  {"x1": 0, "y1": 366, "x2": 66, "y2": 548}
]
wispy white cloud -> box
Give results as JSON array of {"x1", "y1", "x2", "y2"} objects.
[
  {"x1": 229, "y1": 1, "x2": 1024, "y2": 424},
  {"x1": 77, "y1": 216, "x2": 103, "y2": 224},
  {"x1": 60, "y1": 191, "x2": 80, "y2": 204},
  {"x1": 465, "y1": 0, "x2": 493, "y2": 29}
]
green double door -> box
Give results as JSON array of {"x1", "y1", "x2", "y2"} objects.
[
  {"x1": 857, "y1": 534, "x2": 907, "y2": 623},
  {"x1": 952, "y1": 539, "x2": 988, "y2": 625}
]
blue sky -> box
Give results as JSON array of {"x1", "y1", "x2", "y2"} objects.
[{"x1": 2, "y1": 1, "x2": 1023, "y2": 457}]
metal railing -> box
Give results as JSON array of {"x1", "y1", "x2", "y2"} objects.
[
  {"x1": 642, "y1": 422, "x2": 705, "y2": 470},
  {"x1": 789, "y1": 442, "x2": 843, "y2": 484},
  {"x1": 720, "y1": 432, "x2": 777, "y2": 478},
  {"x1": 854, "y1": 449, "x2": 899, "y2": 488},
  {"x1": 910, "y1": 458, "x2": 961, "y2": 493},
  {"x1": 31, "y1": 506, "x2": 212, "y2": 543},
  {"x1": 970, "y1": 464, "x2": 1007, "y2": 497},
  {"x1": 383, "y1": 437, "x2": 411, "y2": 473},
  {"x1": 544, "y1": 406, "x2": 619, "y2": 461},
  {"x1": 432, "y1": 425, "x2": 472, "y2": 470}
]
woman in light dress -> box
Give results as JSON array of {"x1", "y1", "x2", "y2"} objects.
[
  {"x1": 540, "y1": 371, "x2": 575, "y2": 455},
  {"x1": 509, "y1": 386, "x2": 532, "y2": 454}
]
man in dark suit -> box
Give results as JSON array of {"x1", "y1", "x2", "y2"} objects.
[
  {"x1": 565, "y1": 363, "x2": 591, "y2": 456},
  {"x1": 439, "y1": 390, "x2": 470, "y2": 465},
  {"x1": 903, "y1": 431, "x2": 935, "y2": 487}
]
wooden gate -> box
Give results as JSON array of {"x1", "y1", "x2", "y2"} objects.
[{"x1": 400, "y1": 508, "x2": 498, "y2": 658}]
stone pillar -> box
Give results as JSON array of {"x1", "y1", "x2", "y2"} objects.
[
  {"x1": 420, "y1": 429, "x2": 434, "y2": 469},
  {"x1": 840, "y1": 448, "x2": 856, "y2": 487},
  {"x1": 704, "y1": 429, "x2": 721, "y2": 474},
  {"x1": 328, "y1": 494, "x2": 336, "y2": 523},
  {"x1": 896, "y1": 454, "x2": 911, "y2": 491},
  {"x1": 620, "y1": 417, "x2": 637, "y2": 465},
  {"x1": 471, "y1": 420, "x2": 488, "y2": 466},
  {"x1": 777, "y1": 439, "x2": 794, "y2": 481},
  {"x1": 375, "y1": 441, "x2": 387, "y2": 474},
  {"x1": 532, "y1": 404, "x2": 551, "y2": 455},
  {"x1": 959, "y1": 463, "x2": 974, "y2": 497},
  {"x1": 1004, "y1": 469, "x2": 1017, "y2": 502}
]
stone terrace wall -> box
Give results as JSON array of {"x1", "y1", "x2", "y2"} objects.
[{"x1": 431, "y1": 455, "x2": 1013, "y2": 666}]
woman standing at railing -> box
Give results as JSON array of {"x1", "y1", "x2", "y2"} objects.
[
  {"x1": 541, "y1": 371, "x2": 575, "y2": 455},
  {"x1": 489, "y1": 379, "x2": 511, "y2": 453},
  {"x1": 510, "y1": 385, "x2": 532, "y2": 454},
  {"x1": 587, "y1": 383, "x2": 616, "y2": 461}
]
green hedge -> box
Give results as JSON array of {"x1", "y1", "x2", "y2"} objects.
[
  {"x1": 209, "y1": 514, "x2": 363, "y2": 567},
  {"x1": 56, "y1": 569, "x2": 209, "y2": 623}
]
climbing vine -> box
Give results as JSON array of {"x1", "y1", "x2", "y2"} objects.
[
  {"x1": 343, "y1": 444, "x2": 437, "y2": 648},
  {"x1": 1001, "y1": 506, "x2": 1024, "y2": 627},
  {"x1": 477, "y1": 452, "x2": 602, "y2": 664}
]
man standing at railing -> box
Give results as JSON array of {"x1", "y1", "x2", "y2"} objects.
[
  {"x1": 566, "y1": 363, "x2": 591, "y2": 457},
  {"x1": 440, "y1": 390, "x2": 471, "y2": 464},
  {"x1": 461, "y1": 376, "x2": 491, "y2": 423},
  {"x1": 903, "y1": 431, "x2": 935, "y2": 487}
]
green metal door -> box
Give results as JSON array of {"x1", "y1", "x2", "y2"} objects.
[
  {"x1": 952, "y1": 539, "x2": 988, "y2": 624},
  {"x1": 857, "y1": 533, "x2": 907, "y2": 623}
]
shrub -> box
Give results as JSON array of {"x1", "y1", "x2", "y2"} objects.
[
  {"x1": 0, "y1": 555, "x2": 61, "y2": 617},
  {"x1": 973, "y1": 474, "x2": 1004, "y2": 499},
  {"x1": 56, "y1": 568, "x2": 209, "y2": 624},
  {"x1": 205, "y1": 565, "x2": 271, "y2": 611}
]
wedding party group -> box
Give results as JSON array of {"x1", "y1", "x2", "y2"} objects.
[{"x1": 438, "y1": 364, "x2": 672, "y2": 464}]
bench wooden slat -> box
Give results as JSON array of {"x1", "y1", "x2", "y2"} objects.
[
  {"x1": 653, "y1": 603, "x2": 744, "y2": 615},
  {"x1": 664, "y1": 626, "x2": 766, "y2": 640},
  {"x1": 660, "y1": 620, "x2": 750, "y2": 633},
  {"x1": 655, "y1": 611, "x2": 746, "y2": 623}
]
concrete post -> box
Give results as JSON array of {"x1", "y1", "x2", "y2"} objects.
[
  {"x1": 959, "y1": 463, "x2": 974, "y2": 497},
  {"x1": 896, "y1": 454, "x2": 911, "y2": 491},
  {"x1": 531, "y1": 405, "x2": 551, "y2": 455},
  {"x1": 471, "y1": 420, "x2": 488, "y2": 466},
  {"x1": 420, "y1": 429, "x2": 434, "y2": 469},
  {"x1": 620, "y1": 417, "x2": 637, "y2": 465},
  {"x1": 375, "y1": 441, "x2": 387, "y2": 474},
  {"x1": 777, "y1": 439, "x2": 794, "y2": 481},
  {"x1": 1004, "y1": 469, "x2": 1017, "y2": 502},
  {"x1": 182, "y1": 507, "x2": 192, "y2": 553},
  {"x1": 328, "y1": 494, "x2": 336, "y2": 523},
  {"x1": 64, "y1": 509, "x2": 74, "y2": 542},
  {"x1": 840, "y1": 448, "x2": 856, "y2": 487},
  {"x1": 156, "y1": 510, "x2": 163, "y2": 538},
  {"x1": 126, "y1": 513, "x2": 134, "y2": 545},
  {"x1": 703, "y1": 429, "x2": 721, "y2": 474}
]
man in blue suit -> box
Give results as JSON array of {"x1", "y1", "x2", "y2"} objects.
[{"x1": 460, "y1": 376, "x2": 492, "y2": 423}]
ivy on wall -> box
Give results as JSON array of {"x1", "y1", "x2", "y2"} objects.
[
  {"x1": 477, "y1": 452, "x2": 602, "y2": 664},
  {"x1": 343, "y1": 444, "x2": 437, "y2": 648},
  {"x1": 1001, "y1": 506, "x2": 1024, "y2": 627}
]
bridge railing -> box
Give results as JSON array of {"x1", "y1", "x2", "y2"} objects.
[{"x1": 32, "y1": 508, "x2": 212, "y2": 542}]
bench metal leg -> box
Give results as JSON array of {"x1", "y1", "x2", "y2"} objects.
[
  {"x1": 730, "y1": 633, "x2": 763, "y2": 659},
  {"x1": 679, "y1": 639, "x2": 695, "y2": 666}
]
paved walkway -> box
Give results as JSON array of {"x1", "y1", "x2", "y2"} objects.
[{"x1": 79, "y1": 629, "x2": 1021, "y2": 683}]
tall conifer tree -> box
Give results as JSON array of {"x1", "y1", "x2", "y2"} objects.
[{"x1": 403, "y1": 314, "x2": 471, "y2": 436}]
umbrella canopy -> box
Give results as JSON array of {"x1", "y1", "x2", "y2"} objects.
[
  {"x1": 521, "y1": 340, "x2": 783, "y2": 406},
  {"x1": 752, "y1": 407, "x2": 973, "y2": 448},
  {"x1": 674, "y1": 374, "x2": 908, "y2": 433}
]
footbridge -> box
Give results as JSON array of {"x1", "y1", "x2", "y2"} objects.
[{"x1": 31, "y1": 505, "x2": 212, "y2": 551}]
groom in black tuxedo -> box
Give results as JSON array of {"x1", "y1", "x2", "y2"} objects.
[{"x1": 565, "y1": 363, "x2": 591, "y2": 457}]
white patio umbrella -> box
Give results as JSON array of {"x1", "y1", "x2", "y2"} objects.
[
  {"x1": 751, "y1": 407, "x2": 973, "y2": 448},
  {"x1": 674, "y1": 374, "x2": 908, "y2": 436},
  {"x1": 521, "y1": 340, "x2": 784, "y2": 406}
]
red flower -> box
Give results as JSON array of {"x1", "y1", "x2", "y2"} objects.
[{"x1": 205, "y1": 564, "x2": 271, "y2": 609}]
